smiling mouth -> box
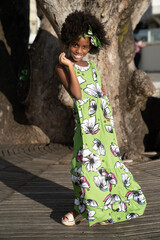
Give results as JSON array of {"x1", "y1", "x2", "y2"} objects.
[{"x1": 73, "y1": 54, "x2": 83, "y2": 59}]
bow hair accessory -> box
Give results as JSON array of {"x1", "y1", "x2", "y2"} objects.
[{"x1": 79, "y1": 25, "x2": 101, "y2": 48}]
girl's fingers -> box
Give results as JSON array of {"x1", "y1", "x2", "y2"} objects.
[
  {"x1": 59, "y1": 52, "x2": 66, "y2": 64},
  {"x1": 59, "y1": 52, "x2": 71, "y2": 66},
  {"x1": 59, "y1": 53, "x2": 63, "y2": 61},
  {"x1": 60, "y1": 52, "x2": 65, "y2": 58}
]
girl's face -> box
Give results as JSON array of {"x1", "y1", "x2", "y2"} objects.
[{"x1": 69, "y1": 37, "x2": 91, "y2": 62}]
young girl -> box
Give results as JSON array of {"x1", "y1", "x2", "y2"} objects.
[{"x1": 56, "y1": 11, "x2": 147, "y2": 227}]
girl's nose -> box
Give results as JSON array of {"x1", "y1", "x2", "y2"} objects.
[{"x1": 76, "y1": 47, "x2": 82, "y2": 54}]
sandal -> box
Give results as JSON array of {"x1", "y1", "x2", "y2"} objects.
[
  {"x1": 99, "y1": 221, "x2": 109, "y2": 225},
  {"x1": 62, "y1": 212, "x2": 85, "y2": 226}
]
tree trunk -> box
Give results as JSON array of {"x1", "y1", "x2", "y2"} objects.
[{"x1": 31, "y1": 0, "x2": 154, "y2": 160}]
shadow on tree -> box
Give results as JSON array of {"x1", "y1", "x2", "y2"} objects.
[
  {"x1": 142, "y1": 96, "x2": 160, "y2": 156},
  {"x1": 0, "y1": 40, "x2": 29, "y2": 125}
]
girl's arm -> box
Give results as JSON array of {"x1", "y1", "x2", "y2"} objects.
[{"x1": 56, "y1": 52, "x2": 82, "y2": 100}]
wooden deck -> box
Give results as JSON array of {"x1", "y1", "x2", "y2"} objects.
[{"x1": 0, "y1": 144, "x2": 160, "y2": 239}]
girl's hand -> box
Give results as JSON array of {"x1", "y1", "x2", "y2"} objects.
[{"x1": 59, "y1": 52, "x2": 72, "y2": 67}]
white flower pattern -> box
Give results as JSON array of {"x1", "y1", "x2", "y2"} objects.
[
  {"x1": 103, "y1": 194, "x2": 121, "y2": 210},
  {"x1": 110, "y1": 143, "x2": 121, "y2": 158},
  {"x1": 82, "y1": 152, "x2": 101, "y2": 172},
  {"x1": 84, "y1": 83, "x2": 103, "y2": 98},
  {"x1": 94, "y1": 168, "x2": 117, "y2": 191},
  {"x1": 126, "y1": 190, "x2": 146, "y2": 205},
  {"x1": 83, "y1": 199, "x2": 98, "y2": 207},
  {"x1": 92, "y1": 68, "x2": 97, "y2": 81},
  {"x1": 121, "y1": 173, "x2": 131, "y2": 188},
  {"x1": 74, "y1": 198, "x2": 86, "y2": 213},
  {"x1": 78, "y1": 110, "x2": 83, "y2": 118},
  {"x1": 77, "y1": 76, "x2": 86, "y2": 84},
  {"x1": 126, "y1": 213, "x2": 139, "y2": 220},
  {"x1": 93, "y1": 139, "x2": 105, "y2": 155},
  {"x1": 114, "y1": 161, "x2": 131, "y2": 174},
  {"x1": 101, "y1": 98, "x2": 110, "y2": 120},
  {"x1": 78, "y1": 98, "x2": 89, "y2": 105},
  {"x1": 89, "y1": 100, "x2": 97, "y2": 115},
  {"x1": 81, "y1": 116, "x2": 100, "y2": 134},
  {"x1": 87, "y1": 210, "x2": 96, "y2": 221},
  {"x1": 105, "y1": 125, "x2": 113, "y2": 133}
]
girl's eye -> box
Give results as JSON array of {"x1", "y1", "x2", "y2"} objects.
[
  {"x1": 72, "y1": 43, "x2": 78, "y2": 47},
  {"x1": 83, "y1": 46, "x2": 89, "y2": 49}
]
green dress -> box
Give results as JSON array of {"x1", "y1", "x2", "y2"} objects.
[{"x1": 70, "y1": 61, "x2": 146, "y2": 227}]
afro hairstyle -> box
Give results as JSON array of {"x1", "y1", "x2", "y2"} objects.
[{"x1": 60, "y1": 11, "x2": 109, "y2": 54}]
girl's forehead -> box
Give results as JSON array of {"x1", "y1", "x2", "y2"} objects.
[{"x1": 71, "y1": 37, "x2": 90, "y2": 45}]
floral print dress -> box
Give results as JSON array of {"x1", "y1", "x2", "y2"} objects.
[{"x1": 70, "y1": 61, "x2": 146, "y2": 227}]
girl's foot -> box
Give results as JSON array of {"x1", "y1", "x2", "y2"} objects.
[
  {"x1": 62, "y1": 210, "x2": 79, "y2": 222},
  {"x1": 99, "y1": 221, "x2": 109, "y2": 225},
  {"x1": 62, "y1": 210, "x2": 85, "y2": 226}
]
